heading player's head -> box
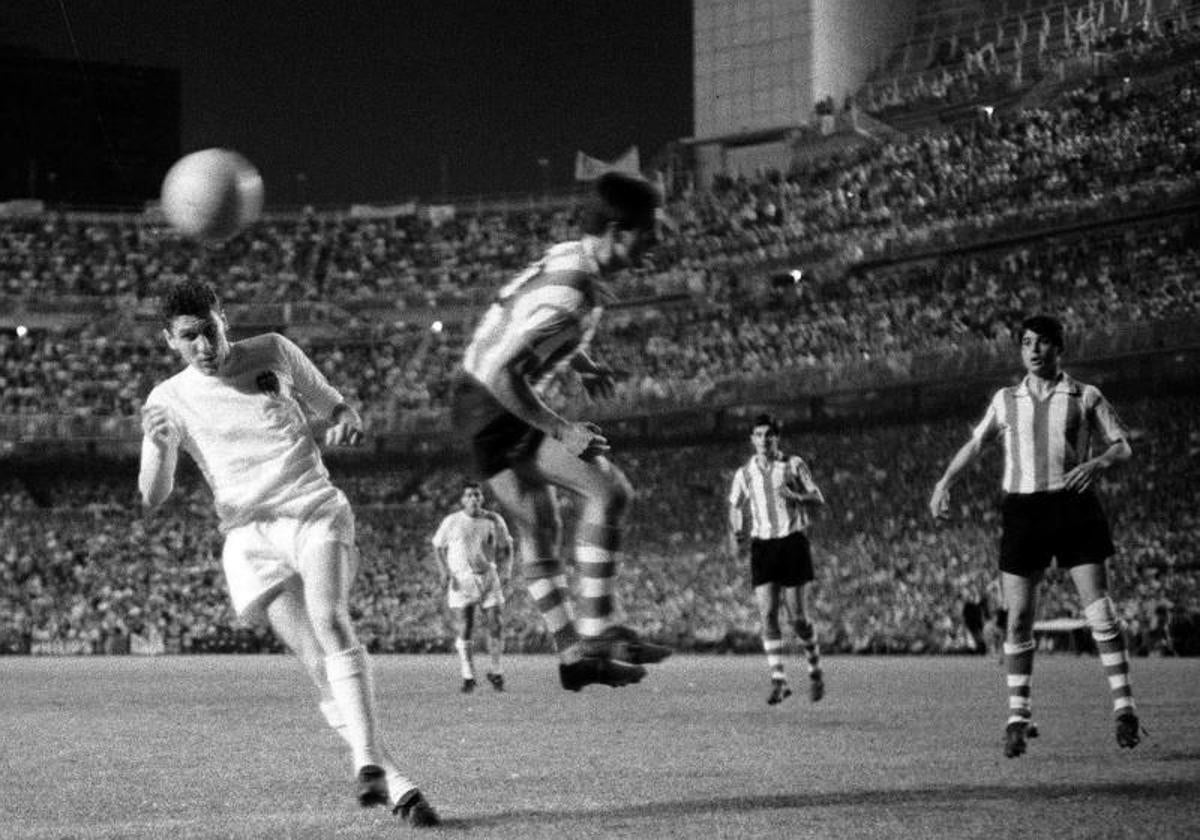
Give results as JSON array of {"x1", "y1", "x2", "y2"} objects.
[
  {"x1": 461, "y1": 482, "x2": 485, "y2": 515},
  {"x1": 750, "y1": 413, "x2": 782, "y2": 457},
  {"x1": 1019, "y1": 314, "x2": 1064, "y2": 379},
  {"x1": 161, "y1": 279, "x2": 230, "y2": 376},
  {"x1": 581, "y1": 172, "x2": 671, "y2": 271}
]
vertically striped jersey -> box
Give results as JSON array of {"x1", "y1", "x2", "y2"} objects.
[
  {"x1": 461, "y1": 241, "x2": 603, "y2": 390},
  {"x1": 728, "y1": 454, "x2": 823, "y2": 540},
  {"x1": 143, "y1": 333, "x2": 345, "y2": 531},
  {"x1": 971, "y1": 372, "x2": 1128, "y2": 494},
  {"x1": 431, "y1": 510, "x2": 514, "y2": 577}
]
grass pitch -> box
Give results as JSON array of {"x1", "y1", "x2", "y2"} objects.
[{"x1": 2, "y1": 654, "x2": 1198, "y2": 839}]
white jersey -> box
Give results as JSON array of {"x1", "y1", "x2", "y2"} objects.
[
  {"x1": 432, "y1": 509, "x2": 513, "y2": 578},
  {"x1": 143, "y1": 333, "x2": 345, "y2": 531},
  {"x1": 461, "y1": 240, "x2": 604, "y2": 390}
]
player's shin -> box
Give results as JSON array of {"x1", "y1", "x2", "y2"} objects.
[
  {"x1": 1003, "y1": 639, "x2": 1036, "y2": 724},
  {"x1": 524, "y1": 559, "x2": 579, "y2": 660},
  {"x1": 326, "y1": 645, "x2": 382, "y2": 770},
  {"x1": 1085, "y1": 596, "x2": 1136, "y2": 715},
  {"x1": 575, "y1": 521, "x2": 620, "y2": 653}
]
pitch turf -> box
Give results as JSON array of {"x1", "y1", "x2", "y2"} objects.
[{"x1": 2, "y1": 654, "x2": 1198, "y2": 839}]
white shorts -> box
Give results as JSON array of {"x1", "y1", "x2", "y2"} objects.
[
  {"x1": 222, "y1": 502, "x2": 358, "y2": 619},
  {"x1": 448, "y1": 568, "x2": 505, "y2": 611}
]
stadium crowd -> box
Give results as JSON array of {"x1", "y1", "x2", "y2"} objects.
[
  {"x1": 2, "y1": 394, "x2": 1196, "y2": 657},
  {"x1": 3, "y1": 207, "x2": 1198, "y2": 428}
]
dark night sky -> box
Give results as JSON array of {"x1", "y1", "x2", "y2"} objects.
[{"x1": 7, "y1": 0, "x2": 694, "y2": 205}]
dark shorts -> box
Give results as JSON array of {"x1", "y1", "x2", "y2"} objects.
[
  {"x1": 450, "y1": 374, "x2": 545, "y2": 479},
  {"x1": 999, "y1": 491, "x2": 1115, "y2": 577},
  {"x1": 750, "y1": 531, "x2": 814, "y2": 588}
]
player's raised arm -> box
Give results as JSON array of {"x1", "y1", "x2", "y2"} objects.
[{"x1": 138, "y1": 403, "x2": 180, "y2": 509}]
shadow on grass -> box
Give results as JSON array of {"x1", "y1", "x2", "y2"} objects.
[{"x1": 453, "y1": 779, "x2": 1197, "y2": 831}]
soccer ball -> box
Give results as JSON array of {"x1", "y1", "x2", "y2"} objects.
[{"x1": 160, "y1": 148, "x2": 264, "y2": 242}]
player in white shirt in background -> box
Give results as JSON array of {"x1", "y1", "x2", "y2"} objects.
[
  {"x1": 138, "y1": 279, "x2": 439, "y2": 828},
  {"x1": 432, "y1": 482, "x2": 514, "y2": 693}
]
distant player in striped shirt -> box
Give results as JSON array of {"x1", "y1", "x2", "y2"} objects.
[
  {"x1": 728, "y1": 414, "x2": 826, "y2": 705},
  {"x1": 930, "y1": 314, "x2": 1141, "y2": 757},
  {"x1": 432, "y1": 483, "x2": 513, "y2": 693},
  {"x1": 451, "y1": 172, "x2": 673, "y2": 692}
]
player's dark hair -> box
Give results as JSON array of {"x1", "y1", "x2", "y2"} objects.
[
  {"x1": 753, "y1": 413, "x2": 781, "y2": 435},
  {"x1": 1020, "y1": 314, "x2": 1065, "y2": 350},
  {"x1": 580, "y1": 172, "x2": 663, "y2": 235},
  {"x1": 162, "y1": 279, "x2": 220, "y2": 322},
  {"x1": 462, "y1": 481, "x2": 482, "y2": 492}
]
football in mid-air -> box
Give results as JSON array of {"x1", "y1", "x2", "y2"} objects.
[{"x1": 160, "y1": 148, "x2": 264, "y2": 243}]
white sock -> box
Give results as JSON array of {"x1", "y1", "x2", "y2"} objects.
[
  {"x1": 455, "y1": 638, "x2": 474, "y2": 679},
  {"x1": 319, "y1": 697, "x2": 352, "y2": 747},
  {"x1": 325, "y1": 646, "x2": 381, "y2": 770}
]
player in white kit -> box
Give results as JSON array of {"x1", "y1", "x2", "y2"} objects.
[
  {"x1": 432, "y1": 482, "x2": 514, "y2": 692},
  {"x1": 138, "y1": 279, "x2": 438, "y2": 827}
]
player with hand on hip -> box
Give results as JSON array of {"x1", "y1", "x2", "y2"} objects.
[{"x1": 930, "y1": 314, "x2": 1141, "y2": 758}]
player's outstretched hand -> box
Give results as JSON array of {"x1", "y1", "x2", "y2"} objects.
[
  {"x1": 579, "y1": 367, "x2": 618, "y2": 400},
  {"x1": 141, "y1": 404, "x2": 180, "y2": 448},
  {"x1": 557, "y1": 421, "x2": 610, "y2": 459},
  {"x1": 929, "y1": 482, "x2": 951, "y2": 520},
  {"x1": 325, "y1": 405, "x2": 364, "y2": 447}
]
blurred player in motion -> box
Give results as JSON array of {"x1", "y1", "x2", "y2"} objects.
[
  {"x1": 451, "y1": 172, "x2": 673, "y2": 692},
  {"x1": 930, "y1": 314, "x2": 1141, "y2": 758},
  {"x1": 432, "y1": 482, "x2": 514, "y2": 693},
  {"x1": 728, "y1": 414, "x2": 827, "y2": 705},
  {"x1": 138, "y1": 279, "x2": 439, "y2": 827}
]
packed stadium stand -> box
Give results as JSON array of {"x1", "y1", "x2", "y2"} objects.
[{"x1": 2, "y1": 6, "x2": 1198, "y2": 657}]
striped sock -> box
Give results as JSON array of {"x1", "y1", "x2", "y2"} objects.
[
  {"x1": 1085, "y1": 597, "x2": 1136, "y2": 715},
  {"x1": 523, "y1": 559, "x2": 579, "y2": 660},
  {"x1": 1004, "y1": 639, "x2": 1036, "y2": 725},
  {"x1": 575, "y1": 522, "x2": 620, "y2": 646},
  {"x1": 763, "y1": 634, "x2": 785, "y2": 679},
  {"x1": 795, "y1": 619, "x2": 821, "y2": 674}
]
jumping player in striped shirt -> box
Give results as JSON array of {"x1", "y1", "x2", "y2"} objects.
[
  {"x1": 728, "y1": 414, "x2": 826, "y2": 705},
  {"x1": 451, "y1": 172, "x2": 673, "y2": 692},
  {"x1": 929, "y1": 314, "x2": 1141, "y2": 757}
]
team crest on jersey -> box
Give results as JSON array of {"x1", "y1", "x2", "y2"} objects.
[{"x1": 256, "y1": 371, "x2": 280, "y2": 396}]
